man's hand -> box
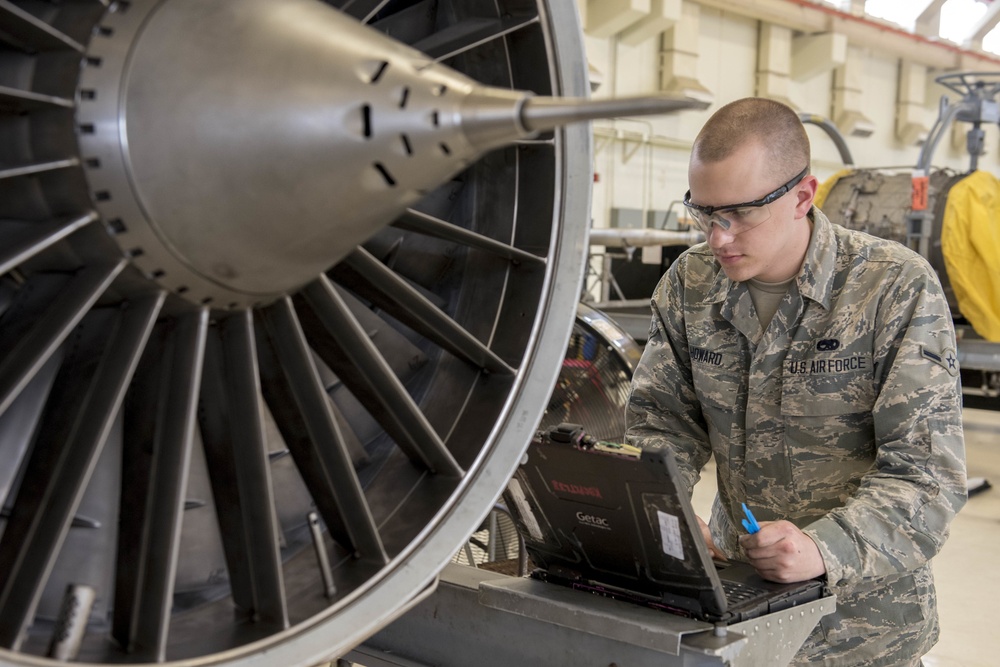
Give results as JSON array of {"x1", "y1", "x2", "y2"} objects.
[
  {"x1": 696, "y1": 515, "x2": 727, "y2": 561},
  {"x1": 738, "y1": 520, "x2": 826, "y2": 583}
]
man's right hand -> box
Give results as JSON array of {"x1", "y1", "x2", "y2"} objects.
[{"x1": 738, "y1": 520, "x2": 826, "y2": 583}]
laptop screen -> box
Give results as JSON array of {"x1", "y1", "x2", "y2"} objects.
[{"x1": 504, "y1": 426, "x2": 728, "y2": 613}]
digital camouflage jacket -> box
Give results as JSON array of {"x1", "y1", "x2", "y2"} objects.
[{"x1": 626, "y1": 207, "x2": 967, "y2": 666}]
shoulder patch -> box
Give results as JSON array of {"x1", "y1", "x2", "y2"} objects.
[{"x1": 922, "y1": 346, "x2": 959, "y2": 376}]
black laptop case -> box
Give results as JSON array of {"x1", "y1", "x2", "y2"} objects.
[{"x1": 503, "y1": 425, "x2": 825, "y2": 623}]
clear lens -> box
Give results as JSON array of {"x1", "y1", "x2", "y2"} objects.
[{"x1": 691, "y1": 204, "x2": 771, "y2": 235}]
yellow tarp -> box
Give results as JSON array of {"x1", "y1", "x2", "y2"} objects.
[
  {"x1": 814, "y1": 169, "x2": 853, "y2": 210},
  {"x1": 941, "y1": 170, "x2": 1000, "y2": 342}
]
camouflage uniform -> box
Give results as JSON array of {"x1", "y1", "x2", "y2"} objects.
[{"x1": 626, "y1": 208, "x2": 967, "y2": 666}]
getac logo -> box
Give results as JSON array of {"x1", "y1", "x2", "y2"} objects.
[
  {"x1": 551, "y1": 480, "x2": 603, "y2": 499},
  {"x1": 576, "y1": 512, "x2": 610, "y2": 529}
]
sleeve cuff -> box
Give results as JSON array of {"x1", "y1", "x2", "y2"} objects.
[{"x1": 803, "y1": 515, "x2": 861, "y2": 588}]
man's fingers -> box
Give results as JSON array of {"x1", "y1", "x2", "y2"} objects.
[{"x1": 738, "y1": 520, "x2": 826, "y2": 582}]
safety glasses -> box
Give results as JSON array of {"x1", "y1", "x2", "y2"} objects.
[{"x1": 682, "y1": 166, "x2": 808, "y2": 236}]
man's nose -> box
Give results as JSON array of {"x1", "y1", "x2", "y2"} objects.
[{"x1": 707, "y1": 220, "x2": 736, "y2": 246}]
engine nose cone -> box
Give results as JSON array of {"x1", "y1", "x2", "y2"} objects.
[{"x1": 79, "y1": 0, "x2": 703, "y2": 308}]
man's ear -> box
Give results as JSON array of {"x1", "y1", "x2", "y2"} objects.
[{"x1": 793, "y1": 174, "x2": 819, "y2": 217}]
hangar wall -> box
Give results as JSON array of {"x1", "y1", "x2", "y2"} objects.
[{"x1": 578, "y1": 1, "x2": 1000, "y2": 234}]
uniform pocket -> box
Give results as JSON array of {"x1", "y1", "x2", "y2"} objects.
[
  {"x1": 818, "y1": 572, "x2": 931, "y2": 652},
  {"x1": 780, "y1": 369, "x2": 876, "y2": 507},
  {"x1": 780, "y1": 360, "x2": 876, "y2": 417}
]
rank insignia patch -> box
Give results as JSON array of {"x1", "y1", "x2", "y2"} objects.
[{"x1": 922, "y1": 346, "x2": 959, "y2": 376}]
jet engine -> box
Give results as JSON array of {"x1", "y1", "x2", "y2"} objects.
[{"x1": 0, "y1": 0, "x2": 700, "y2": 664}]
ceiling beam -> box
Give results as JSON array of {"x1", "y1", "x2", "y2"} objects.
[
  {"x1": 915, "y1": 0, "x2": 948, "y2": 38},
  {"x1": 689, "y1": 0, "x2": 1000, "y2": 71},
  {"x1": 970, "y1": 0, "x2": 1000, "y2": 46}
]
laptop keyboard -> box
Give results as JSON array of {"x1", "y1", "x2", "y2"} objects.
[{"x1": 721, "y1": 579, "x2": 767, "y2": 604}]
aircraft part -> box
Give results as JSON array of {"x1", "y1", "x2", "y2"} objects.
[{"x1": 0, "y1": 0, "x2": 685, "y2": 663}]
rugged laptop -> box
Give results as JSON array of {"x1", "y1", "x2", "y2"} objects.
[{"x1": 503, "y1": 424, "x2": 825, "y2": 623}]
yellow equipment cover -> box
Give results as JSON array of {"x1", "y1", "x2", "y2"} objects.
[
  {"x1": 942, "y1": 170, "x2": 1000, "y2": 342},
  {"x1": 813, "y1": 169, "x2": 853, "y2": 210}
]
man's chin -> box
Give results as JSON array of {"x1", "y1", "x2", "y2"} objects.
[{"x1": 719, "y1": 263, "x2": 751, "y2": 282}]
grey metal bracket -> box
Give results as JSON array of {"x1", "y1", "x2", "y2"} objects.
[{"x1": 348, "y1": 563, "x2": 835, "y2": 667}]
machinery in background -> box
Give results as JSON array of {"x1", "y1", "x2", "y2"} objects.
[
  {"x1": 819, "y1": 72, "x2": 1000, "y2": 410},
  {"x1": 584, "y1": 227, "x2": 701, "y2": 345},
  {"x1": 538, "y1": 303, "x2": 643, "y2": 442}
]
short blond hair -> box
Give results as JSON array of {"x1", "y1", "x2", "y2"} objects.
[{"x1": 692, "y1": 97, "x2": 810, "y2": 181}]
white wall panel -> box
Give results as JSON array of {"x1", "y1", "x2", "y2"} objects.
[{"x1": 582, "y1": 1, "x2": 1000, "y2": 233}]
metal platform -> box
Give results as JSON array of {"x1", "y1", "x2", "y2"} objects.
[{"x1": 347, "y1": 564, "x2": 835, "y2": 667}]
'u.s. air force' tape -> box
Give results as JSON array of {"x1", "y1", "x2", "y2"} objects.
[{"x1": 921, "y1": 346, "x2": 959, "y2": 377}]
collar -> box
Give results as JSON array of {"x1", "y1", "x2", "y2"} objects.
[
  {"x1": 703, "y1": 207, "x2": 835, "y2": 310},
  {"x1": 798, "y1": 207, "x2": 835, "y2": 310}
]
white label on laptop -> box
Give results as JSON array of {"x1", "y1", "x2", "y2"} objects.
[
  {"x1": 507, "y1": 478, "x2": 544, "y2": 541},
  {"x1": 656, "y1": 510, "x2": 684, "y2": 560}
]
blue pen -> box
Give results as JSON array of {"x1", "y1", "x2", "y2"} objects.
[{"x1": 741, "y1": 503, "x2": 760, "y2": 534}]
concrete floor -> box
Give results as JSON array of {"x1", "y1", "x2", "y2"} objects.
[{"x1": 689, "y1": 406, "x2": 1000, "y2": 667}]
